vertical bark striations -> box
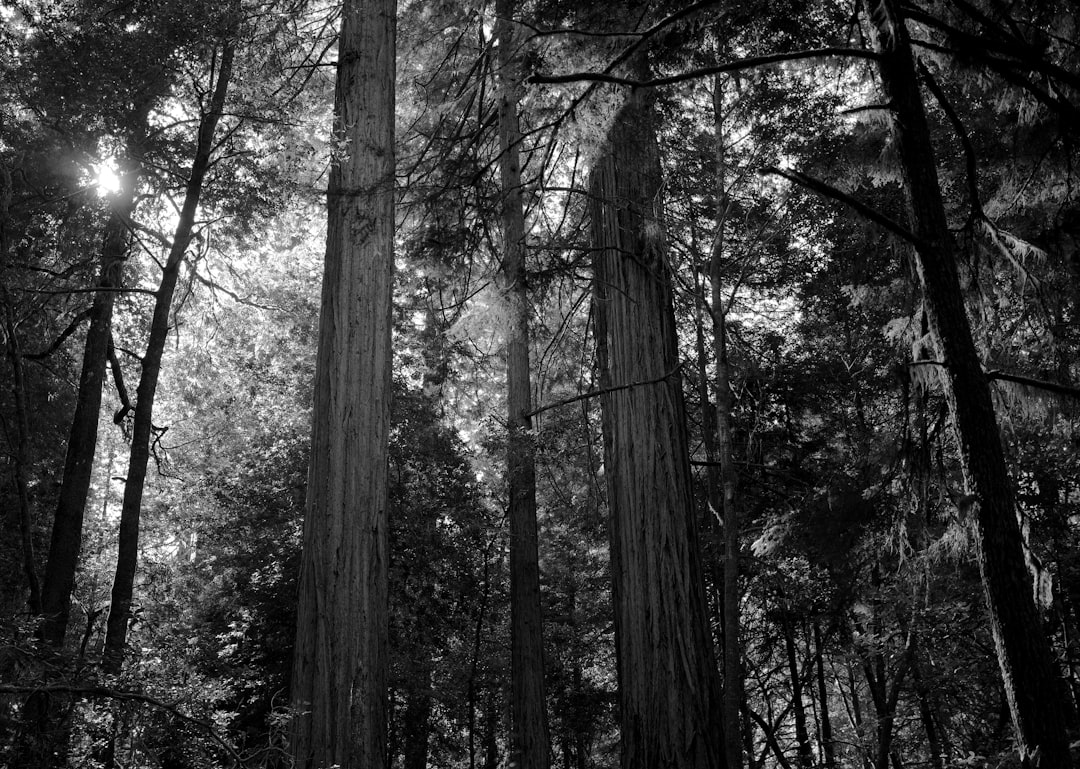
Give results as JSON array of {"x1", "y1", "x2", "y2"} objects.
[
  {"x1": 288, "y1": 0, "x2": 396, "y2": 765},
  {"x1": 496, "y1": 2, "x2": 551, "y2": 769},
  {"x1": 589, "y1": 68, "x2": 725, "y2": 769},
  {"x1": 862, "y1": 0, "x2": 1075, "y2": 764}
]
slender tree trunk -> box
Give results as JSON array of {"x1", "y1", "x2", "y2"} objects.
[
  {"x1": 40, "y1": 151, "x2": 141, "y2": 647},
  {"x1": 101, "y1": 39, "x2": 235, "y2": 673},
  {"x1": 288, "y1": 0, "x2": 395, "y2": 764},
  {"x1": 690, "y1": 224, "x2": 726, "y2": 633},
  {"x1": 485, "y1": 687, "x2": 501, "y2": 769},
  {"x1": 711, "y1": 75, "x2": 743, "y2": 769},
  {"x1": 812, "y1": 621, "x2": 837, "y2": 769},
  {"x1": 496, "y1": 5, "x2": 550, "y2": 769},
  {"x1": 862, "y1": 1, "x2": 1076, "y2": 764},
  {"x1": 782, "y1": 619, "x2": 813, "y2": 769},
  {"x1": 589, "y1": 58, "x2": 725, "y2": 769}
]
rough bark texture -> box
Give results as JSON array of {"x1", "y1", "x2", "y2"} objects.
[
  {"x1": 40, "y1": 154, "x2": 140, "y2": 647},
  {"x1": 862, "y1": 0, "x2": 1075, "y2": 764},
  {"x1": 590, "y1": 71, "x2": 725, "y2": 769},
  {"x1": 496, "y1": 3, "x2": 551, "y2": 769},
  {"x1": 102, "y1": 40, "x2": 235, "y2": 672},
  {"x1": 288, "y1": 0, "x2": 395, "y2": 765}
]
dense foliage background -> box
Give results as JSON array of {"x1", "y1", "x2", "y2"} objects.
[{"x1": 2, "y1": 0, "x2": 1078, "y2": 767}]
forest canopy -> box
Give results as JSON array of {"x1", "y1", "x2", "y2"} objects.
[{"x1": 2, "y1": 0, "x2": 1079, "y2": 768}]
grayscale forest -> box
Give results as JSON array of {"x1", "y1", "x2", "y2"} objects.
[{"x1": 2, "y1": 0, "x2": 1079, "y2": 768}]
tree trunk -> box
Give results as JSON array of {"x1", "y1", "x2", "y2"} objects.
[
  {"x1": 496, "y1": 5, "x2": 551, "y2": 769},
  {"x1": 589, "y1": 59, "x2": 725, "y2": 769},
  {"x1": 40, "y1": 150, "x2": 141, "y2": 647},
  {"x1": 711, "y1": 75, "x2": 744, "y2": 769},
  {"x1": 861, "y1": 1, "x2": 1076, "y2": 764},
  {"x1": 288, "y1": 0, "x2": 395, "y2": 765},
  {"x1": 782, "y1": 619, "x2": 813, "y2": 769},
  {"x1": 812, "y1": 621, "x2": 837, "y2": 769},
  {"x1": 101, "y1": 39, "x2": 235, "y2": 673}
]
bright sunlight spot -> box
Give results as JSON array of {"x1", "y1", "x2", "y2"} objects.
[{"x1": 93, "y1": 159, "x2": 123, "y2": 196}]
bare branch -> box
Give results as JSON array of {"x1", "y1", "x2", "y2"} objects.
[
  {"x1": 760, "y1": 166, "x2": 927, "y2": 250},
  {"x1": 526, "y1": 364, "x2": 683, "y2": 419},
  {"x1": 530, "y1": 48, "x2": 880, "y2": 88}
]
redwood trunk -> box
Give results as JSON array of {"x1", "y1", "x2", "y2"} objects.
[
  {"x1": 496, "y1": 3, "x2": 550, "y2": 769},
  {"x1": 862, "y1": 0, "x2": 1075, "y2": 764},
  {"x1": 590, "y1": 66, "x2": 725, "y2": 769},
  {"x1": 102, "y1": 40, "x2": 235, "y2": 672},
  {"x1": 288, "y1": 0, "x2": 396, "y2": 765}
]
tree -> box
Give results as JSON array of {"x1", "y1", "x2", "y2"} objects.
[
  {"x1": 287, "y1": 0, "x2": 396, "y2": 766},
  {"x1": 859, "y1": 0, "x2": 1075, "y2": 764},
  {"x1": 496, "y1": 3, "x2": 552, "y2": 769},
  {"x1": 101, "y1": 22, "x2": 238, "y2": 672},
  {"x1": 589, "y1": 56, "x2": 726, "y2": 769}
]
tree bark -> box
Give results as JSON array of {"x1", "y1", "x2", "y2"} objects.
[
  {"x1": 812, "y1": 621, "x2": 837, "y2": 769},
  {"x1": 288, "y1": 0, "x2": 395, "y2": 765},
  {"x1": 102, "y1": 39, "x2": 235, "y2": 672},
  {"x1": 589, "y1": 58, "x2": 725, "y2": 769},
  {"x1": 39, "y1": 150, "x2": 141, "y2": 647},
  {"x1": 711, "y1": 74, "x2": 744, "y2": 769},
  {"x1": 782, "y1": 619, "x2": 813, "y2": 769},
  {"x1": 861, "y1": 1, "x2": 1076, "y2": 764},
  {"x1": 496, "y1": 4, "x2": 551, "y2": 769}
]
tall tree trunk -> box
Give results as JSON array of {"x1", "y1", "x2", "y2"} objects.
[
  {"x1": 101, "y1": 39, "x2": 236, "y2": 673},
  {"x1": 711, "y1": 74, "x2": 743, "y2": 769},
  {"x1": 861, "y1": 1, "x2": 1076, "y2": 764},
  {"x1": 812, "y1": 621, "x2": 837, "y2": 769},
  {"x1": 288, "y1": 0, "x2": 395, "y2": 765},
  {"x1": 589, "y1": 59, "x2": 725, "y2": 769},
  {"x1": 496, "y1": 4, "x2": 550, "y2": 769},
  {"x1": 782, "y1": 619, "x2": 813, "y2": 769},
  {"x1": 40, "y1": 149, "x2": 141, "y2": 647}
]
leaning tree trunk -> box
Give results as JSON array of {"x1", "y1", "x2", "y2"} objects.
[
  {"x1": 101, "y1": 40, "x2": 235, "y2": 673},
  {"x1": 589, "y1": 60, "x2": 725, "y2": 769},
  {"x1": 288, "y1": 0, "x2": 396, "y2": 766},
  {"x1": 40, "y1": 143, "x2": 142, "y2": 647},
  {"x1": 862, "y1": 0, "x2": 1075, "y2": 764},
  {"x1": 496, "y1": 3, "x2": 551, "y2": 769}
]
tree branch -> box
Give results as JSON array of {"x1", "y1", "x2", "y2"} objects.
[
  {"x1": 0, "y1": 683, "x2": 246, "y2": 767},
  {"x1": 22, "y1": 307, "x2": 94, "y2": 360},
  {"x1": 760, "y1": 166, "x2": 928, "y2": 251},
  {"x1": 530, "y1": 48, "x2": 880, "y2": 88},
  {"x1": 525, "y1": 364, "x2": 683, "y2": 418}
]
